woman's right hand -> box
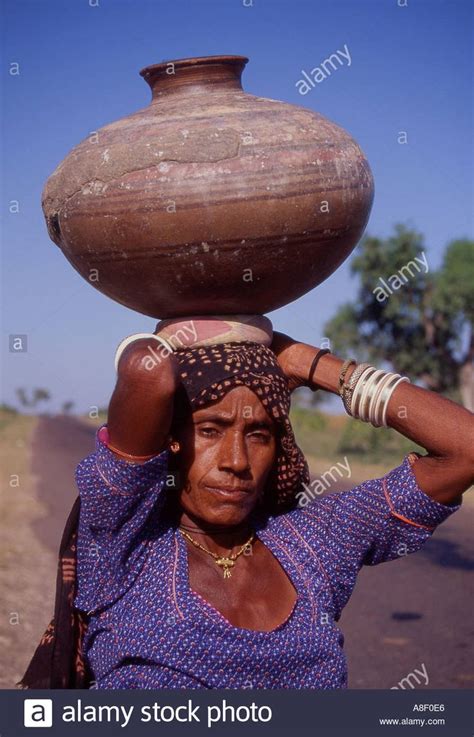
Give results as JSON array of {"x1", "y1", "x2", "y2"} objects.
[{"x1": 106, "y1": 338, "x2": 180, "y2": 460}]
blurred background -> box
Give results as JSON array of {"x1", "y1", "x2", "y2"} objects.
[{"x1": 1, "y1": 0, "x2": 473, "y2": 690}]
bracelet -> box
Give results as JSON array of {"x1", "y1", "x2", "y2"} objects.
[
  {"x1": 98, "y1": 426, "x2": 161, "y2": 461},
  {"x1": 341, "y1": 362, "x2": 371, "y2": 414},
  {"x1": 351, "y1": 366, "x2": 377, "y2": 419},
  {"x1": 381, "y1": 375, "x2": 410, "y2": 427},
  {"x1": 106, "y1": 443, "x2": 160, "y2": 462},
  {"x1": 354, "y1": 368, "x2": 386, "y2": 423},
  {"x1": 338, "y1": 359, "x2": 356, "y2": 397},
  {"x1": 365, "y1": 370, "x2": 391, "y2": 425},
  {"x1": 114, "y1": 333, "x2": 174, "y2": 373},
  {"x1": 348, "y1": 367, "x2": 411, "y2": 427},
  {"x1": 358, "y1": 369, "x2": 385, "y2": 422},
  {"x1": 349, "y1": 365, "x2": 375, "y2": 418},
  {"x1": 307, "y1": 349, "x2": 331, "y2": 389},
  {"x1": 370, "y1": 372, "x2": 399, "y2": 426}
]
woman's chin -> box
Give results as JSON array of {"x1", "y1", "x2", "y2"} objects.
[{"x1": 182, "y1": 504, "x2": 255, "y2": 529}]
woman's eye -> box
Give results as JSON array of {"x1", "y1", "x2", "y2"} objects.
[
  {"x1": 250, "y1": 432, "x2": 270, "y2": 443},
  {"x1": 199, "y1": 427, "x2": 218, "y2": 437}
]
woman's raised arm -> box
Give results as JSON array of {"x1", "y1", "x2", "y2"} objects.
[
  {"x1": 271, "y1": 332, "x2": 474, "y2": 505},
  {"x1": 106, "y1": 339, "x2": 179, "y2": 460}
]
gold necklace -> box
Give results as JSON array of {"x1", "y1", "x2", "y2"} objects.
[{"x1": 179, "y1": 528, "x2": 255, "y2": 579}]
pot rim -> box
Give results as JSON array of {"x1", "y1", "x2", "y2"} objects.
[{"x1": 139, "y1": 54, "x2": 249, "y2": 78}]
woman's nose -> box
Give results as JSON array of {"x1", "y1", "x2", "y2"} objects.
[{"x1": 218, "y1": 430, "x2": 250, "y2": 473}]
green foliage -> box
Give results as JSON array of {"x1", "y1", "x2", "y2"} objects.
[
  {"x1": 290, "y1": 405, "x2": 326, "y2": 433},
  {"x1": 289, "y1": 406, "x2": 423, "y2": 466},
  {"x1": 435, "y1": 239, "x2": 474, "y2": 323},
  {"x1": 325, "y1": 225, "x2": 474, "y2": 396},
  {"x1": 337, "y1": 418, "x2": 423, "y2": 463},
  {"x1": 0, "y1": 403, "x2": 18, "y2": 414},
  {"x1": 289, "y1": 405, "x2": 327, "y2": 456},
  {"x1": 0, "y1": 405, "x2": 20, "y2": 432}
]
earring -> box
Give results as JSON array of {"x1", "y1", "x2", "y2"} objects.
[{"x1": 169, "y1": 440, "x2": 181, "y2": 454}]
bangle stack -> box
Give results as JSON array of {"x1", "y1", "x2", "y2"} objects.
[{"x1": 339, "y1": 362, "x2": 410, "y2": 427}]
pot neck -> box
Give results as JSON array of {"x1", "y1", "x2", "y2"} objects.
[{"x1": 140, "y1": 55, "x2": 248, "y2": 101}]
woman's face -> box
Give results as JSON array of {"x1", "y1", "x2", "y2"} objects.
[{"x1": 175, "y1": 386, "x2": 277, "y2": 527}]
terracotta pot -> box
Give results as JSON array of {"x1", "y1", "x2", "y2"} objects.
[{"x1": 42, "y1": 55, "x2": 374, "y2": 318}]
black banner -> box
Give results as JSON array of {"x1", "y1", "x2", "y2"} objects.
[{"x1": 2, "y1": 689, "x2": 472, "y2": 736}]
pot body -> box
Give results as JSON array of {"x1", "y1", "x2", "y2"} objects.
[{"x1": 42, "y1": 55, "x2": 374, "y2": 318}]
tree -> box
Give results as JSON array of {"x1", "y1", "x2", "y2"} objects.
[
  {"x1": 324, "y1": 225, "x2": 474, "y2": 409},
  {"x1": 32, "y1": 388, "x2": 51, "y2": 408},
  {"x1": 61, "y1": 400, "x2": 75, "y2": 414},
  {"x1": 15, "y1": 387, "x2": 51, "y2": 411},
  {"x1": 0, "y1": 403, "x2": 18, "y2": 414},
  {"x1": 16, "y1": 388, "x2": 31, "y2": 409}
]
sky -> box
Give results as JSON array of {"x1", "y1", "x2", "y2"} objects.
[{"x1": 2, "y1": 0, "x2": 473, "y2": 414}]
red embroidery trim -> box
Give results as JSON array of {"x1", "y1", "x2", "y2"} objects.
[{"x1": 383, "y1": 478, "x2": 434, "y2": 531}]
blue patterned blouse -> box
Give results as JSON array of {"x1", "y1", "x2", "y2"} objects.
[{"x1": 74, "y1": 425, "x2": 460, "y2": 689}]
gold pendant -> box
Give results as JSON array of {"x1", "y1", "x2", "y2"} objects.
[{"x1": 216, "y1": 558, "x2": 234, "y2": 579}]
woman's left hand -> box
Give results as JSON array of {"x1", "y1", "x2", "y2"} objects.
[{"x1": 270, "y1": 331, "x2": 317, "y2": 392}]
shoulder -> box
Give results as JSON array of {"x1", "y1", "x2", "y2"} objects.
[{"x1": 269, "y1": 453, "x2": 461, "y2": 541}]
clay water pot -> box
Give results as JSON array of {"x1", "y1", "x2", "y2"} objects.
[{"x1": 42, "y1": 55, "x2": 374, "y2": 318}]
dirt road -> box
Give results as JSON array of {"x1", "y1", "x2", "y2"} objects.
[{"x1": 30, "y1": 415, "x2": 95, "y2": 556}]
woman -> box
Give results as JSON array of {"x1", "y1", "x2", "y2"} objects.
[{"x1": 20, "y1": 329, "x2": 473, "y2": 689}]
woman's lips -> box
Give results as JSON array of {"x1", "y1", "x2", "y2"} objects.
[{"x1": 204, "y1": 485, "x2": 252, "y2": 501}]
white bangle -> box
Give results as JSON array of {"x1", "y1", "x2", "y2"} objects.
[
  {"x1": 370, "y1": 372, "x2": 400, "y2": 427},
  {"x1": 366, "y1": 370, "x2": 392, "y2": 425},
  {"x1": 114, "y1": 333, "x2": 173, "y2": 373},
  {"x1": 381, "y1": 375, "x2": 410, "y2": 427},
  {"x1": 350, "y1": 366, "x2": 376, "y2": 418},
  {"x1": 358, "y1": 369, "x2": 385, "y2": 422}
]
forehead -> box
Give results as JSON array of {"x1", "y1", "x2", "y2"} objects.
[{"x1": 192, "y1": 385, "x2": 273, "y2": 422}]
